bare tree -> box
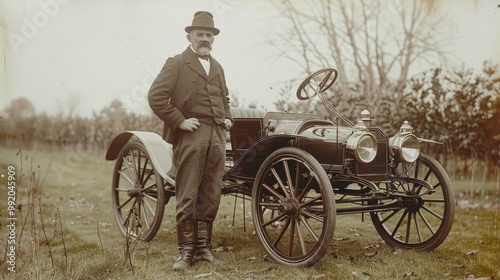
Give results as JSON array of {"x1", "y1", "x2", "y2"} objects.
[
  {"x1": 270, "y1": 0, "x2": 453, "y2": 122},
  {"x1": 66, "y1": 93, "x2": 81, "y2": 119},
  {"x1": 56, "y1": 92, "x2": 81, "y2": 118}
]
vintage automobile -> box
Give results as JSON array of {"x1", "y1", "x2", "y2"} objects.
[{"x1": 105, "y1": 68, "x2": 455, "y2": 267}]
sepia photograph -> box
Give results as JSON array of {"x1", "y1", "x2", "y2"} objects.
[{"x1": 1, "y1": 0, "x2": 499, "y2": 279}]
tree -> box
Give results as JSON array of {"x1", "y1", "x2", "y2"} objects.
[
  {"x1": 0, "y1": 97, "x2": 36, "y2": 147},
  {"x1": 404, "y1": 62, "x2": 500, "y2": 182},
  {"x1": 270, "y1": 0, "x2": 452, "y2": 127},
  {"x1": 3, "y1": 97, "x2": 36, "y2": 119},
  {"x1": 56, "y1": 92, "x2": 81, "y2": 118},
  {"x1": 100, "y1": 99, "x2": 127, "y2": 120},
  {"x1": 446, "y1": 62, "x2": 500, "y2": 184}
]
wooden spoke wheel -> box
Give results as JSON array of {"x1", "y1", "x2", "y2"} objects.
[
  {"x1": 252, "y1": 147, "x2": 336, "y2": 267},
  {"x1": 112, "y1": 141, "x2": 166, "y2": 241},
  {"x1": 370, "y1": 153, "x2": 455, "y2": 250}
]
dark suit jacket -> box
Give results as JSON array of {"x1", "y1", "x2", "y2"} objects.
[{"x1": 148, "y1": 47, "x2": 233, "y2": 144}]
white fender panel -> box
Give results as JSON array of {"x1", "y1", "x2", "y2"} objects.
[{"x1": 105, "y1": 131, "x2": 175, "y2": 185}]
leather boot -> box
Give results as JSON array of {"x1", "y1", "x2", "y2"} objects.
[
  {"x1": 173, "y1": 222, "x2": 197, "y2": 271},
  {"x1": 196, "y1": 221, "x2": 226, "y2": 265}
]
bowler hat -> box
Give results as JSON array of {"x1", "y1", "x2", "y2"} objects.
[{"x1": 185, "y1": 11, "x2": 220, "y2": 35}]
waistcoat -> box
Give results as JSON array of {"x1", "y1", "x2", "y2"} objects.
[{"x1": 188, "y1": 71, "x2": 225, "y2": 125}]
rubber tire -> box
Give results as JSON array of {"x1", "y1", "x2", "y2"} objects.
[
  {"x1": 252, "y1": 147, "x2": 336, "y2": 267},
  {"x1": 112, "y1": 141, "x2": 165, "y2": 241},
  {"x1": 370, "y1": 153, "x2": 455, "y2": 250}
]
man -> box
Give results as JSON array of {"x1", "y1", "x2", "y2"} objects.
[{"x1": 148, "y1": 11, "x2": 233, "y2": 270}]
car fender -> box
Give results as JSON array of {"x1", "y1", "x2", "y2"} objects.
[
  {"x1": 225, "y1": 134, "x2": 298, "y2": 179},
  {"x1": 105, "y1": 131, "x2": 175, "y2": 185}
]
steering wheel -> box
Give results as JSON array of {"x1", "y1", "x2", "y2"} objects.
[{"x1": 296, "y1": 68, "x2": 339, "y2": 100}]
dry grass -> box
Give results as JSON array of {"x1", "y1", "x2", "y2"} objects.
[{"x1": 0, "y1": 148, "x2": 499, "y2": 279}]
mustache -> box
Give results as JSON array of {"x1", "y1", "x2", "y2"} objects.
[{"x1": 198, "y1": 41, "x2": 212, "y2": 48}]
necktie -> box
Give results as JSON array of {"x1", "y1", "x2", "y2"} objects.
[{"x1": 196, "y1": 54, "x2": 209, "y2": 60}]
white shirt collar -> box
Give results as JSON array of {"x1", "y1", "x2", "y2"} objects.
[{"x1": 190, "y1": 45, "x2": 210, "y2": 75}]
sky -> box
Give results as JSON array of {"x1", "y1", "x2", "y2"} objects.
[{"x1": 1, "y1": 0, "x2": 499, "y2": 118}]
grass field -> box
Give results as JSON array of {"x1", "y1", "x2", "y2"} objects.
[{"x1": 0, "y1": 147, "x2": 499, "y2": 279}]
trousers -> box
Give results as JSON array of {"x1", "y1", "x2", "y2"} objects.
[{"x1": 172, "y1": 122, "x2": 226, "y2": 225}]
